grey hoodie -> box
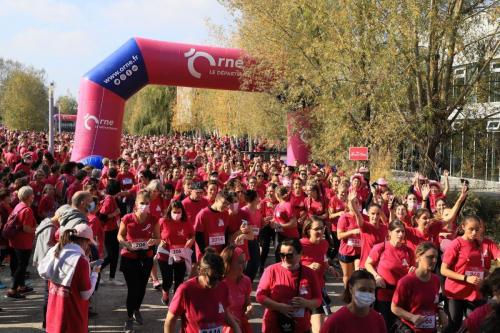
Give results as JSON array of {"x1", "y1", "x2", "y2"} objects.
[
  {"x1": 58, "y1": 207, "x2": 88, "y2": 232},
  {"x1": 33, "y1": 218, "x2": 57, "y2": 267}
]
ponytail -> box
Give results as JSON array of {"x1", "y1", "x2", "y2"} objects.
[{"x1": 54, "y1": 229, "x2": 77, "y2": 258}]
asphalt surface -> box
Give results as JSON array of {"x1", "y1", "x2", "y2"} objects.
[{"x1": 0, "y1": 255, "x2": 345, "y2": 333}]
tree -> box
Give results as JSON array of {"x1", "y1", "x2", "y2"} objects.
[
  {"x1": 173, "y1": 88, "x2": 286, "y2": 141},
  {"x1": 56, "y1": 92, "x2": 78, "y2": 114},
  {"x1": 0, "y1": 69, "x2": 48, "y2": 131},
  {"x1": 125, "y1": 85, "x2": 176, "y2": 135},
  {"x1": 220, "y1": 0, "x2": 499, "y2": 176}
]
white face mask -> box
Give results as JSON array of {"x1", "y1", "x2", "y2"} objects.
[
  {"x1": 353, "y1": 291, "x2": 375, "y2": 308},
  {"x1": 138, "y1": 204, "x2": 149, "y2": 214},
  {"x1": 171, "y1": 212, "x2": 182, "y2": 221}
]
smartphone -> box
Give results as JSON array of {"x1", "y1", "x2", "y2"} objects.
[{"x1": 91, "y1": 259, "x2": 104, "y2": 268}]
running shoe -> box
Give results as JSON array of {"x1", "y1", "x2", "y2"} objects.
[
  {"x1": 124, "y1": 319, "x2": 134, "y2": 333},
  {"x1": 133, "y1": 310, "x2": 143, "y2": 325},
  {"x1": 107, "y1": 278, "x2": 124, "y2": 286},
  {"x1": 161, "y1": 291, "x2": 169, "y2": 306},
  {"x1": 17, "y1": 286, "x2": 34, "y2": 294},
  {"x1": 6, "y1": 290, "x2": 25, "y2": 299},
  {"x1": 152, "y1": 280, "x2": 161, "y2": 290}
]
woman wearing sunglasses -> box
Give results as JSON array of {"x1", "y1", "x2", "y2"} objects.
[
  {"x1": 163, "y1": 248, "x2": 241, "y2": 333},
  {"x1": 256, "y1": 238, "x2": 322, "y2": 333}
]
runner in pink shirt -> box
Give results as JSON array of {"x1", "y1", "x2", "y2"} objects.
[{"x1": 221, "y1": 245, "x2": 252, "y2": 333}]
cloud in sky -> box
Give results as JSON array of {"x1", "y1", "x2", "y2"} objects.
[{"x1": 0, "y1": 0, "x2": 234, "y2": 97}]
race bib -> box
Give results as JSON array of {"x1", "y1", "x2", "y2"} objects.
[
  {"x1": 199, "y1": 327, "x2": 222, "y2": 333},
  {"x1": 299, "y1": 285, "x2": 309, "y2": 296},
  {"x1": 170, "y1": 248, "x2": 185, "y2": 256},
  {"x1": 209, "y1": 234, "x2": 225, "y2": 246},
  {"x1": 416, "y1": 314, "x2": 436, "y2": 329},
  {"x1": 275, "y1": 211, "x2": 281, "y2": 218},
  {"x1": 130, "y1": 241, "x2": 148, "y2": 250},
  {"x1": 347, "y1": 238, "x2": 361, "y2": 247},
  {"x1": 465, "y1": 268, "x2": 484, "y2": 280},
  {"x1": 122, "y1": 178, "x2": 133, "y2": 185},
  {"x1": 252, "y1": 226, "x2": 259, "y2": 236}
]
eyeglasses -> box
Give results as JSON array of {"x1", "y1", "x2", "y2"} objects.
[{"x1": 279, "y1": 253, "x2": 294, "y2": 260}]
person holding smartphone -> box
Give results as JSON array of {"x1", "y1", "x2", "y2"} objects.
[{"x1": 38, "y1": 224, "x2": 100, "y2": 333}]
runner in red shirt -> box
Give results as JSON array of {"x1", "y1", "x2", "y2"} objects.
[
  {"x1": 337, "y1": 190, "x2": 362, "y2": 286},
  {"x1": 290, "y1": 178, "x2": 307, "y2": 231},
  {"x1": 300, "y1": 217, "x2": 337, "y2": 331},
  {"x1": 256, "y1": 238, "x2": 322, "y2": 333},
  {"x1": 327, "y1": 181, "x2": 348, "y2": 261},
  {"x1": 194, "y1": 190, "x2": 232, "y2": 260},
  {"x1": 39, "y1": 224, "x2": 99, "y2": 333},
  {"x1": 117, "y1": 161, "x2": 136, "y2": 191},
  {"x1": 392, "y1": 242, "x2": 448, "y2": 333},
  {"x1": 441, "y1": 215, "x2": 487, "y2": 333},
  {"x1": 205, "y1": 180, "x2": 219, "y2": 205},
  {"x1": 164, "y1": 249, "x2": 241, "y2": 333},
  {"x1": 239, "y1": 190, "x2": 262, "y2": 281},
  {"x1": 157, "y1": 200, "x2": 195, "y2": 305},
  {"x1": 38, "y1": 184, "x2": 57, "y2": 220},
  {"x1": 365, "y1": 220, "x2": 415, "y2": 329},
  {"x1": 320, "y1": 270, "x2": 385, "y2": 333},
  {"x1": 462, "y1": 268, "x2": 500, "y2": 333},
  {"x1": 259, "y1": 183, "x2": 278, "y2": 272},
  {"x1": 99, "y1": 179, "x2": 122, "y2": 285},
  {"x1": 7, "y1": 186, "x2": 37, "y2": 298},
  {"x1": 118, "y1": 190, "x2": 160, "y2": 332},
  {"x1": 182, "y1": 181, "x2": 209, "y2": 226},
  {"x1": 221, "y1": 245, "x2": 252, "y2": 333},
  {"x1": 406, "y1": 208, "x2": 444, "y2": 251},
  {"x1": 271, "y1": 186, "x2": 299, "y2": 262},
  {"x1": 352, "y1": 200, "x2": 388, "y2": 269}
]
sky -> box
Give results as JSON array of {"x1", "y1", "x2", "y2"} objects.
[{"x1": 0, "y1": 0, "x2": 234, "y2": 98}]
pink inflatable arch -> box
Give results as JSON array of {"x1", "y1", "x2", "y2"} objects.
[{"x1": 71, "y1": 37, "x2": 309, "y2": 168}]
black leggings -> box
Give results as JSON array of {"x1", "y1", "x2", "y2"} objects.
[
  {"x1": 120, "y1": 256, "x2": 153, "y2": 318},
  {"x1": 244, "y1": 239, "x2": 260, "y2": 281},
  {"x1": 259, "y1": 224, "x2": 275, "y2": 269},
  {"x1": 444, "y1": 298, "x2": 485, "y2": 333},
  {"x1": 11, "y1": 249, "x2": 31, "y2": 290},
  {"x1": 375, "y1": 300, "x2": 397, "y2": 331},
  {"x1": 158, "y1": 260, "x2": 186, "y2": 294},
  {"x1": 102, "y1": 229, "x2": 119, "y2": 279}
]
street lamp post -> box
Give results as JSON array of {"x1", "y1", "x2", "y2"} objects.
[{"x1": 48, "y1": 82, "x2": 55, "y2": 155}]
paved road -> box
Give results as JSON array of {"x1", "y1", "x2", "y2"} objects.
[{"x1": 0, "y1": 258, "x2": 345, "y2": 333}]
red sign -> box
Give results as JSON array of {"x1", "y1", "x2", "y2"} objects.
[{"x1": 349, "y1": 147, "x2": 369, "y2": 161}]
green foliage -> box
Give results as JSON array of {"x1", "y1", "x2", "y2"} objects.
[
  {"x1": 219, "y1": 0, "x2": 499, "y2": 174},
  {"x1": 56, "y1": 92, "x2": 78, "y2": 114},
  {"x1": 0, "y1": 69, "x2": 48, "y2": 131},
  {"x1": 125, "y1": 85, "x2": 176, "y2": 135}
]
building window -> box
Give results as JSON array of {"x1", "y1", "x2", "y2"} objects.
[
  {"x1": 453, "y1": 67, "x2": 466, "y2": 99},
  {"x1": 490, "y1": 61, "x2": 500, "y2": 103}
]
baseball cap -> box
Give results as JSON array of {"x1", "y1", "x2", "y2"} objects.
[{"x1": 73, "y1": 224, "x2": 96, "y2": 245}]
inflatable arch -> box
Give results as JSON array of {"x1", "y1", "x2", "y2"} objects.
[{"x1": 71, "y1": 37, "x2": 309, "y2": 168}]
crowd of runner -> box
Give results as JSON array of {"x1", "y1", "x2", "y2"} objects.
[{"x1": 0, "y1": 127, "x2": 498, "y2": 333}]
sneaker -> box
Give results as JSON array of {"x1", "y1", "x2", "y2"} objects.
[
  {"x1": 108, "y1": 278, "x2": 124, "y2": 286},
  {"x1": 161, "y1": 291, "x2": 169, "y2": 306},
  {"x1": 124, "y1": 319, "x2": 134, "y2": 333},
  {"x1": 152, "y1": 280, "x2": 161, "y2": 290},
  {"x1": 88, "y1": 309, "x2": 98, "y2": 318},
  {"x1": 0, "y1": 281, "x2": 6, "y2": 289},
  {"x1": 6, "y1": 290, "x2": 25, "y2": 299},
  {"x1": 17, "y1": 286, "x2": 34, "y2": 294},
  {"x1": 133, "y1": 310, "x2": 143, "y2": 325}
]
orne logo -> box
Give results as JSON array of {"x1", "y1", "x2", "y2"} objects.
[
  {"x1": 184, "y1": 48, "x2": 243, "y2": 79},
  {"x1": 83, "y1": 113, "x2": 116, "y2": 131}
]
